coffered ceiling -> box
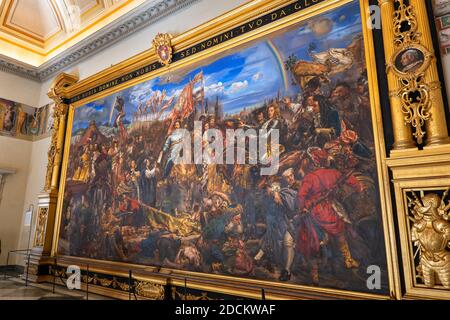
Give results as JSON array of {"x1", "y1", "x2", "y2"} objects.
[
  {"x1": 0, "y1": 0, "x2": 199, "y2": 81},
  {"x1": 0, "y1": 0, "x2": 150, "y2": 65}
]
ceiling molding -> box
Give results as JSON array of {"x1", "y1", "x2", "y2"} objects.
[{"x1": 0, "y1": 0, "x2": 200, "y2": 82}]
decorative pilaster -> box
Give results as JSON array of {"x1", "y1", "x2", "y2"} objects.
[
  {"x1": 409, "y1": 0, "x2": 450, "y2": 147},
  {"x1": 381, "y1": 0, "x2": 450, "y2": 148},
  {"x1": 45, "y1": 73, "x2": 79, "y2": 192},
  {"x1": 379, "y1": 0, "x2": 416, "y2": 150},
  {"x1": 25, "y1": 73, "x2": 78, "y2": 282},
  {"x1": 380, "y1": 0, "x2": 450, "y2": 300}
]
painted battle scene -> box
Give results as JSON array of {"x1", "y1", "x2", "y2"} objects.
[{"x1": 58, "y1": 2, "x2": 389, "y2": 293}]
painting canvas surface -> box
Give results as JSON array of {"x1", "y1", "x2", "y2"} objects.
[{"x1": 58, "y1": 2, "x2": 389, "y2": 294}]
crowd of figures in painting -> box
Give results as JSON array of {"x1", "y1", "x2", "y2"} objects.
[{"x1": 59, "y1": 2, "x2": 388, "y2": 293}]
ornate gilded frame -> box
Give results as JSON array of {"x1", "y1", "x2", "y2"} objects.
[
  {"x1": 387, "y1": 149, "x2": 450, "y2": 300},
  {"x1": 47, "y1": 0, "x2": 402, "y2": 299}
]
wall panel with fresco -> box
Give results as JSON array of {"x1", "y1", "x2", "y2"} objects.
[
  {"x1": 0, "y1": 98, "x2": 55, "y2": 140},
  {"x1": 51, "y1": 0, "x2": 398, "y2": 299}
]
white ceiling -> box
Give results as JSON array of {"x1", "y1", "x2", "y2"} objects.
[
  {"x1": 0, "y1": 0, "x2": 198, "y2": 81},
  {"x1": 0, "y1": 0, "x2": 150, "y2": 66},
  {"x1": 8, "y1": 0, "x2": 61, "y2": 39}
]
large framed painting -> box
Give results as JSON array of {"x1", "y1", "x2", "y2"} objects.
[{"x1": 53, "y1": 0, "x2": 399, "y2": 299}]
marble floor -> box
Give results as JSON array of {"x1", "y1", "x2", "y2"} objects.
[{"x1": 0, "y1": 277, "x2": 113, "y2": 300}]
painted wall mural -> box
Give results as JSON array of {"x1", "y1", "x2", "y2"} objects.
[
  {"x1": 58, "y1": 1, "x2": 389, "y2": 294},
  {"x1": 434, "y1": 0, "x2": 450, "y2": 55},
  {"x1": 0, "y1": 99, "x2": 54, "y2": 139}
]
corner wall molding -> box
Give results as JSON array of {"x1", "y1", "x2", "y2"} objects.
[{"x1": 0, "y1": 0, "x2": 200, "y2": 83}]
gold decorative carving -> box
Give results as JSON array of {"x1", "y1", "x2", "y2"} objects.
[
  {"x1": 397, "y1": 73, "x2": 431, "y2": 144},
  {"x1": 388, "y1": 0, "x2": 434, "y2": 145},
  {"x1": 379, "y1": 0, "x2": 416, "y2": 150},
  {"x1": 50, "y1": 265, "x2": 164, "y2": 299},
  {"x1": 33, "y1": 207, "x2": 48, "y2": 247},
  {"x1": 45, "y1": 73, "x2": 78, "y2": 192},
  {"x1": 134, "y1": 281, "x2": 165, "y2": 299},
  {"x1": 44, "y1": 103, "x2": 67, "y2": 191},
  {"x1": 98, "y1": 277, "x2": 113, "y2": 287},
  {"x1": 383, "y1": 0, "x2": 449, "y2": 147},
  {"x1": 116, "y1": 280, "x2": 130, "y2": 291},
  {"x1": 392, "y1": 0, "x2": 418, "y2": 46},
  {"x1": 81, "y1": 274, "x2": 95, "y2": 284},
  {"x1": 152, "y1": 33, "x2": 173, "y2": 66},
  {"x1": 50, "y1": 266, "x2": 67, "y2": 278},
  {"x1": 407, "y1": 189, "x2": 450, "y2": 289},
  {"x1": 175, "y1": 290, "x2": 216, "y2": 300}
]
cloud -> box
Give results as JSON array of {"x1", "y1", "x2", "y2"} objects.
[
  {"x1": 158, "y1": 74, "x2": 184, "y2": 85},
  {"x1": 74, "y1": 102, "x2": 110, "y2": 125},
  {"x1": 128, "y1": 80, "x2": 156, "y2": 105},
  {"x1": 252, "y1": 72, "x2": 263, "y2": 81},
  {"x1": 241, "y1": 45, "x2": 272, "y2": 65},
  {"x1": 203, "y1": 42, "x2": 281, "y2": 112},
  {"x1": 325, "y1": 22, "x2": 361, "y2": 42},
  {"x1": 205, "y1": 82, "x2": 225, "y2": 94},
  {"x1": 308, "y1": 18, "x2": 334, "y2": 37},
  {"x1": 227, "y1": 80, "x2": 248, "y2": 94}
]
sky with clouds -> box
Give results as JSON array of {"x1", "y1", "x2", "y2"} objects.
[{"x1": 72, "y1": 1, "x2": 362, "y2": 133}]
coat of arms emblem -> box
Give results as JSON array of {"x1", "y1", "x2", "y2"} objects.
[{"x1": 153, "y1": 33, "x2": 173, "y2": 66}]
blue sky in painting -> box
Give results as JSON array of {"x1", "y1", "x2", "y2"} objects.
[{"x1": 72, "y1": 1, "x2": 362, "y2": 133}]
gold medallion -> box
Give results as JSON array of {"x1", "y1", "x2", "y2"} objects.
[{"x1": 153, "y1": 33, "x2": 173, "y2": 66}]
